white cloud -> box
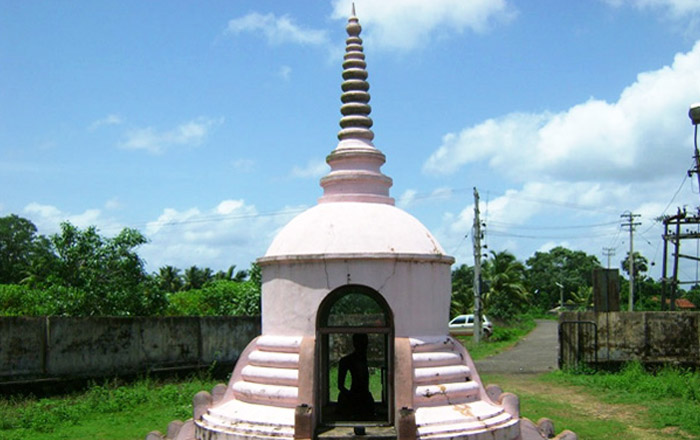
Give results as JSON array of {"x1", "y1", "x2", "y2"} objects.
[
  {"x1": 279, "y1": 65, "x2": 292, "y2": 81},
  {"x1": 104, "y1": 198, "x2": 123, "y2": 211},
  {"x1": 232, "y1": 158, "x2": 256, "y2": 172},
  {"x1": 226, "y1": 12, "x2": 328, "y2": 46},
  {"x1": 604, "y1": 0, "x2": 700, "y2": 17},
  {"x1": 17, "y1": 199, "x2": 302, "y2": 273},
  {"x1": 397, "y1": 189, "x2": 417, "y2": 209},
  {"x1": 424, "y1": 41, "x2": 700, "y2": 184},
  {"x1": 398, "y1": 187, "x2": 454, "y2": 209},
  {"x1": 330, "y1": 0, "x2": 515, "y2": 51},
  {"x1": 22, "y1": 202, "x2": 121, "y2": 235},
  {"x1": 141, "y1": 200, "x2": 297, "y2": 271},
  {"x1": 119, "y1": 117, "x2": 223, "y2": 154},
  {"x1": 291, "y1": 158, "x2": 328, "y2": 178},
  {"x1": 89, "y1": 114, "x2": 123, "y2": 130}
]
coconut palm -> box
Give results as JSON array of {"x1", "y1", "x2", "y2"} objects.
[
  {"x1": 481, "y1": 250, "x2": 530, "y2": 319},
  {"x1": 156, "y1": 265, "x2": 183, "y2": 292},
  {"x1": 183, "y1": 265, "x2": 213, "y2": 290}
]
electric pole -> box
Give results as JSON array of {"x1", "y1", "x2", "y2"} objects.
[
  {"x1": 472, "y1": 188, "x2": 483, "y2": 344},
  {"x1": 621, "y1": 212, "x2": 641, "y2": 311},
  {"x1": 603, "y1": 247, "x2": 615, "y2": 269}
]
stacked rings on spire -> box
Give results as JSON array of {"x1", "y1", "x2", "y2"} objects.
[
  {"x1": 338, "y1": 15, "x2": 374, "y2": 141},
  {"x1": 319, "y1": 11, "x2": 393, "y2": 205}
]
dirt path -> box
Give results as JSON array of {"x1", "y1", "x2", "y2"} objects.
[{"x1": 475, "y1": 319, "x2": 559, "y2": 374}]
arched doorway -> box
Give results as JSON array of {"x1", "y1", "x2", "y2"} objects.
[{"x1": 316, "y1": 285, "x2": 394, "y2": 427}]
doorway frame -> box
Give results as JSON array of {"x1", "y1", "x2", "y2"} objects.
[{"x1": 316, "y1": 284, "x2": 394, "y2": 427}]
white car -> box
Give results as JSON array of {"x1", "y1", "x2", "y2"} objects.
[{"x1": 448, "y1": 314, "x2": 493, "y2": 337}]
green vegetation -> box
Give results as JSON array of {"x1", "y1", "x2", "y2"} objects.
[
  {"x1": 450, "y1": 245, "x2": 697, "y2": 322},
  {"x1": 481, "y1": 364, "x2": 700, "y2": 439},
  {"x1": 547, "y1": 362, "x2": 700, "y2": 436},
  {"x1": 0, "y1": 376, "x2": 219, "y2": 440},
  {"x1": 455, "y1": 314, "x2": 537, "y2": 360},
  {"x1": 0, "y1": 214, "x2": 261, "y2": 317}
]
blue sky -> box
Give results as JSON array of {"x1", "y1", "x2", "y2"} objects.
[{"x1": 3, "y1": 0, "x2": 700, "y2": 281}]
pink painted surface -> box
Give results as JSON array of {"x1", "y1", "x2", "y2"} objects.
[{"x1": 265, "y1": 202, "x2": 446, "y2": 257}]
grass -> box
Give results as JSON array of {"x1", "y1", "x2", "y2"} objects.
[
  {"x1": 483, "y1": 373, "x2": 635, "y2": 440},
  {"x1": 454, "y1": 314, "x2": 537, "y2": 360},
  {"x1": 546, "y1": 363, "x2": 700, "y2": 437},
  {"x1": 482, "y1": 363, "x2": 700, "y2": 439},
  {"x1": 0, "y1": 375, "x2": 219, "y2": 440}
]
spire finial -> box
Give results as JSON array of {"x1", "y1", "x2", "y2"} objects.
[
  {"x1": 318, "y1": 10, "x2": 394, "y2": 205},
  {"x1": 338, "y1": 5, "x2": 373, "y2": 142}
]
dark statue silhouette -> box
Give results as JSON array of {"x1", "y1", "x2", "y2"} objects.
[{"x1": 337, "y1": 333, "x2": 375, "y2": 420}]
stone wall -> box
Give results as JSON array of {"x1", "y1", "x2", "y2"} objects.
[
  {"x1": 560, "y1": 311, "x2": 700, "y2": 367},
  {"x1": 0, "y1": 316, "x2": 260, "y2": 384}
]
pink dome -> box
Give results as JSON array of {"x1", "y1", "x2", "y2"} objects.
[{"x1": 264, "y1": 202, "x2": 447, "y2": 258}]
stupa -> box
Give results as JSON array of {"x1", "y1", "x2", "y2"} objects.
[{"x1": 149, "y1": 7, "x2": 576, "y2": 440}]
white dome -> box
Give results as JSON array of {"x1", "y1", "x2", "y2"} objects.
[{"x1": 264, "y1": 202, "x2": 447, "y2": 258}]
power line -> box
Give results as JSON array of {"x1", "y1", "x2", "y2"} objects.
[
  {"x1": 488, "y1": 219, "x2": 620, "y2": 230},
  {"x1": 488, "y1": 230, "x2": 620, "y2": 240}
]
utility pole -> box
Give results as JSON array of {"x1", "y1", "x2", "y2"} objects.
[
  {"x1": 621, "y1": 212, "x2": 641, "y2": 311},
  {"x1": 472, "y1": 187, "x2": 483, "y2": 344},
  {"x1": 603, "y1": 247, "x2": 615, "y2": 269}
]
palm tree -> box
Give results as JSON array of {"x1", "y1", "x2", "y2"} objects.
[
  {"x1": 450, "y1": 264, "x2": 474, "y2": 317},
  {"x1": 156, "y1": 265, "x2": 183, "y2": 292},
  {"x1": 183, "y1": 266, "x2": 212, "y2": 290},
  {"x1": 214, "y1": 265, "x2": 249, "y2": 282},
  {"x1": 481, "y1": 250, "x2": 530, "y2": 319}
]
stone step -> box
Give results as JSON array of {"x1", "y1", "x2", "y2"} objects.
[
  {"x1": 256, "y1": 335, "x2": 302, "y2": 353},
  {"x1": 409, "y1": 337, "x2": 458, "y2": 353},
  {"x1": 412, "y1": 351, "x2": 462, "y2": 368},
  {"x1": 231, "y1": 380, "x2": 298, "y2": 407},
  {"x1": 247, "y1": 350, "x2": 300, "y2": 369},
  {"x1": 414, "y1": 381, "x2": 480, "y2": 406},
  {"x1": 241, "y1": 365, "x2": 299, "y2": 386},
  {"x1": 413, "y1": 364, "x2": 471, "y2": 385}
]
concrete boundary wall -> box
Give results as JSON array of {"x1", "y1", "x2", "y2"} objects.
[
  {"x1": 0, "y1": 316, "x2": 260, "y2": 384},
  {"x1": 560, "y1": 311, "x2": 700, "y2": 366}
]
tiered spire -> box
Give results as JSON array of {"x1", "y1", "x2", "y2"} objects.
[{"x1": 319, "y1": 7, "x2": 394, "y2": 205}]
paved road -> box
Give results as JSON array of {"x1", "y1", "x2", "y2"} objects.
[{"x1": 474, "y1": 319, "x2": 558, "y2": 374}]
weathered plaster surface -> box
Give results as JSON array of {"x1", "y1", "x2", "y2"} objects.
[{"x1": 259, "y1": 258, "x2": 452, "y2": 337}]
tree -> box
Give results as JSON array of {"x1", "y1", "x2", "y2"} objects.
[
  {"x1": 47, "y1": 222, "x2": 156, "y2": 315},
  {"x1": 156, "y1": 265, "x2": 183, "y2": 292},
  {"x1": 0, "y1": 215, "x2": 53, "y2": 284},
  {"x1": 450, "y1": 264, "x2": 474, "y2": 317},
  {"x1": 482, "y1": 250, "x2": 529, "y2": 320},
  {"x1": 525, "y1": 246, "x2": 601, "y2": 311},
  {"x1": 620, "y1": 251, "x2": 648, "y2": 279},
  {"x1": 183, "y1": 266, "x2": 213, "y2": 290},
  {"x1": 214, "y1": 265, "x2": 248, "y2": 282}
]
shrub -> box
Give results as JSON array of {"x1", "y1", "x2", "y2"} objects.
[{"x1": 166, "y1": 280, "x2": 260, "y2": 316}]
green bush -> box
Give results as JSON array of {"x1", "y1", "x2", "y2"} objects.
[
  {"x1": 0, "y1": 284, "x2": 85, "y2": 316},
  {"x1": 550, "y1": 361, "x2": 700, "y2": 435},
  {"x1": 166, "y1": 280, "x2": 260, "y2": 316}
]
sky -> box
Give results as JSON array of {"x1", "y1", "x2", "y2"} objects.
[{"x1": 3, "y1": 0, "x2": 700, "y2": 282}]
